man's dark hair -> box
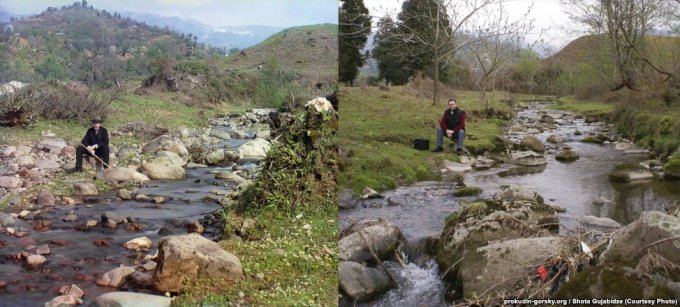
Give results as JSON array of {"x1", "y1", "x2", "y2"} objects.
[{"x1": 448, "y1": 98, "x2": 457, "y2": 104}]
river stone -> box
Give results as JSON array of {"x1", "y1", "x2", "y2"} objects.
[
  {"x1": 493, "y1": 185, "x2": 544, "y2": 203},
  {"x1": 609, "y1": 163, "x2": 654, "y2": 182},
  {"x1": 59, "y1": 284, "x2": 84, "y2": 298},
  {"x1": 579, "y1": 215, "x2": 621, "y2": 231},
  {"x1": 442, "y1": 160, "x2": 473, "y2": 173},
  {"x1": 156, "y1": 150, "x2": 185, "y2": 166},
  {"x1": 206, "y1": 149, "x2": 225, "y2": 165},
  {"x1": 73, "y1": 182, "x2": 98, "y2": 196},
  {"x1": 35, "y1": 159, "x2": 61, "y2": 170},
  {"x1": 540, "y1": 114, "x2": 555, "y2": 124},
  {"x1": 36, "y1": 189, "x2": 55, "y2": 207},
  {"x1": 124, "y1": 236, "x2": 153, "y2": 252},
  {"x1": 153, "y1": 233, "x2": 243, "y2": 292},
  {"x1": 229, "y1": 129, "x2": 249, "y2": 139},
  {"x1": 555, "y1": 149, "x2": 580, "y2": 162},
  {"x1": 601, "y1": 211, "x2": 680, "y2": 265},
  {"x1": 97, "y1": 167, "x2": 150, "y2": 185},
  {"x1": 508, "y1": 150, "x2": 547, "y2": 166},
  {"x1": 215, "y1": 171, "x2": 243, "y2": 182},
  {"x1": 519, "y1": 136, "x2": 545, "y2": 153},
  {"x1": 36, "y1": 138, "x2": 67, "y2": 153},
  {"x1": 102, "y1": 211, "x2": 127, "y2": 224},
  {"x1": 141, "y1": 156, "x2": 185, "y2": 180},
  {"x1": 339, "y1": 261, "x2": 394, "y2": 301},
  {"x1": 339, "y1": 189, "x2": 357, "y2": 209},
  {"x1": 0, "y1": 176, "x2": 23, "y2": 189},
  {"x1": 117, "y1": 189, "x2": 133, "y2": 200},
  {"x1": 96, "y1": 266, "x2": 136, "y2": 288},
  {"x1": 142, "y1": 135, "x2": 189, "y2": 164},
  {"x1": 27, "y1": 254, "x2": 47, "y2": 267},
  {"x1": 547, "y1": 135, "x2": 565, "y2": 144},
  {"x1": 91, "y1": 291, "x2": 172, "y2": 307},
  {"x1": 473, "y1": 157, "x2": 495, "y2": 169},
  {"x1": 15, "y1": 155, "x2": 34, "y2": 167},
  {"x1": 339, "y1": 220, "x2": 403, "y2": 263},
  {"x1": 458, "y1": 237, "x2": 577, "y2": 299},
  {"x1": 45, "y1": 294, "x2": 83, "y2": 307},
  {"x1": 360, "y1": 187, "x2": 382, "y2": 199},
  {"x1": 237, "y1": 139, "x2": 271, "y2": 160},
  {"x1": 210, "y1": 130, "x2": 232, "y2": 140},
  {"x1": 0, "y1": 212, "x2": 15, "y2": 227}
]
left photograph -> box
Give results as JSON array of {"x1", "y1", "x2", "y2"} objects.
[{"x1": 0, "y1": 1, "x2": 338, "y2": 306}]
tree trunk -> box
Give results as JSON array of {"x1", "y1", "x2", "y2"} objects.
[{"x1": 433, "y1": 55, "x2": 439, "y2": 106}]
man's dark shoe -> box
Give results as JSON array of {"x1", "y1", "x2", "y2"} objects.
[
  {"x1": 456, "y1": 148, "x2": 463, "y2": 155},
  {"x1": 66, "y1": 168, "x2": 82, "y2": 174},
  {"x1": 432, "y1": 147, "x2": 444, "y2": 152}
]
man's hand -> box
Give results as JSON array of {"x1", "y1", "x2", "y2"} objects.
[
  {"x1": 446, "y1": 130, "x2": 453, "y2": 138},
  {"x1": 86, "y1": 145, "x2": 95, "y2": 155}
]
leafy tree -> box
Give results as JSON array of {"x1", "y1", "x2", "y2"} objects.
[
  {"x1": 373, "y1": 16, "x2": 411, "y2": 85},
  {"x1": 339, "y1": 0, "x2": 371, "y2": 85}
]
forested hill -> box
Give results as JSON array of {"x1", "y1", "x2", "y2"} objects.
[{"x1": 0, "y1": 1, "x2": 217, "y2": 87}]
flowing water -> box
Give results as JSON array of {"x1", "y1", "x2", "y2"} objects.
[
  {"x1": 338, "y1": 102, "x2": 680, "y2": 306},
  {"x1": 0, "y1": 124, "x2": 261, "y2": 306}
]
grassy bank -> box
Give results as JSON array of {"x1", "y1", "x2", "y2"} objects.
[
  {"x1": 550, "y1": 95, "x2": 680, "y2": 157},
  {"x1": 339, "y1": 85, "x2": 540, "y2": 194},
  {"x1": 175, "y1": 206, "x2": 337, "y2": 306},
  {"x1": 0, "y1": 94, "x2": 245, "y2": 146}
]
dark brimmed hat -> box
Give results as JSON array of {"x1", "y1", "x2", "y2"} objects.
[{"x1": 91, "y1": 117, "x2": 103, "y2": 124}]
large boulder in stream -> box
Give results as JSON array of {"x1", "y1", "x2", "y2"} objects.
[
  {"x1": 153, "y1": 233, "x2": 243, "y2": 292},
  {"x1": 96, "y1": 167, "x2": 149, "y2": 185},
  {"x1": 459, "y1": 237, "x2": 578, "y2": 299},
  {"x1": 609, "y1": 162, "x2": 654, "y2": 182},
  {"x1": 338, "y1": 261, "x2": 394, "y2": 301},
  {"x1": 142, "y1": 135, "x2": 189, "y2": 164},
  {"x1": 601, "y1": 211, "x2": 680, "y2": 265},
  {"x1": 555, "y1": 149, "x2": 580, "y2": 162},
  {"x1": 237, "y1": 138, "x2": 271, "y2": 160},
  {"x1": 437, "y1": 186, "x2": 558, "y2": 285},
  {"x1": 519, "y1": 135, "x2": 545, "y2": 153},
  {"x1": 508, "y1": 150, "x2": 547, "y2": 166},
  {"x1": 339, "y1": 220, "x2": 404, "y2": 263},
  {"x1": 141, "y1": 156, "x2": 185, "y2": 180}
]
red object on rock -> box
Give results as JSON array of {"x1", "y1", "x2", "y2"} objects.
[{"x1": 537, "y1": 265, "x2": 548, "y2": 282}]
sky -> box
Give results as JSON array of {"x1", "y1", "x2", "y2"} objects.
[
  {"x1": 0, "y1": 0, "x2": 338, "y2": 27},
  {"x1": 365, "y1": 0, "x2": 587, "y2": 52}
]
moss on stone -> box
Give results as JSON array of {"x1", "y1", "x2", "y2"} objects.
[{"x1": 453, "y1": 186, "x2": 483, "y2": 197}]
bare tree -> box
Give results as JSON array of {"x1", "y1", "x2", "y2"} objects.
[
  {"x1": 561, "y1": 0, "x2": 680, "y2": 90},
  {"x1": 377, "y1": 0, "x2": 533, "y2": 105}
]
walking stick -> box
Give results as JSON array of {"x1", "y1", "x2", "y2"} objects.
[{"x1": 79, "y1": 141, "x2": 110, "y2": 169}]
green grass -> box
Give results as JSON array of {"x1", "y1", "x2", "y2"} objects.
[
  {"x1": 339, "y1": 86, "x2": 514, "y2": 194},
  {"x1": 551, "y1": 96, "x2": 615, "y2": 116},
  {"x1": 174, "y1": 197, "x2": 337, "y2": 307},
  {"x1": 0, "y1": 94, "x2": 245, "y2": 146}
]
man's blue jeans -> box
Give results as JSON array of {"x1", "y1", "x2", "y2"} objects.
[{"x1": 436, "y1": 127, "x2": 464, "y2": 150}]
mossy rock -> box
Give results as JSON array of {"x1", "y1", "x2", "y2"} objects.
[
  {"x1": 453, "y1": 186, "x2": 483, "y2": 197},
  {"x1": 609, "y1": 162, "x2": 653, "y2": 182},
  {"x1": 554, "y1": 263, "x2": 677, "y2": 299},
  {"x1": 581, "y1": 136, "x2": 604, "y2": 144},
  {"x1": 664, "y1": 158, "x2": 680, "y2": 179}
]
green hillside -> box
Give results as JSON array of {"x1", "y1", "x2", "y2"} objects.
[
  {"x1": 225, "y1": 24, "x2": 338, "y2": 85},
  {"x1": 0, "y1": 2, "x2": 215, "y2": 87}
]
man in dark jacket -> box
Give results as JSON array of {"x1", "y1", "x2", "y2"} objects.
[
  {"x1": 433, "y1": 98, "x2": 465, "y2": 154},
  {"x1": 73, "y1": 117, "x2": 109, "y2": 172}
]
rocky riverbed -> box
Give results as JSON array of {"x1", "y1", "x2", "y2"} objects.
[
  {"x1": 0, "y1": 108, "x2": 276, "y2": 306},
  {"x1": 338, "y1": 101, "x2": 680, "y2": 306}
]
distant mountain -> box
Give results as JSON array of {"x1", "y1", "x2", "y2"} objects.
[{"x1": 120, "y1": 11, "x2": 283, "y2": 50}]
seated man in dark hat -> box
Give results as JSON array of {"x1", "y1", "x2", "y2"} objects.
[{"x1": 72, "y1": 117, "x2": 109, "y2": 172}]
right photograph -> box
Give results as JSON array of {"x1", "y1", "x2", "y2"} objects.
[{"x1": 338, "y1": 0, "x2": 680, "y2": 306}]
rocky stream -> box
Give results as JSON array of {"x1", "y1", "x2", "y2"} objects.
[{"x1": 339, "y1": 102, "x2": 680, "y2": 306}]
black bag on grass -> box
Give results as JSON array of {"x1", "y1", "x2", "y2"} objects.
[{"x1": 413, "y1": 138, "x2": 430, "y2": 150}]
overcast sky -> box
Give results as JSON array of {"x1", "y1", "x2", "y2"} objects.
[
  {"x1": 0, "y1": 0, "x2": 338, "y2": 27},
  {"x1": 366, "y1": 0, "x2": 586, "y2": 51}
]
